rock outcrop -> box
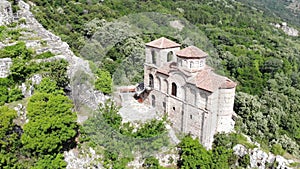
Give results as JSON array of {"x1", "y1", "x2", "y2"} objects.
[
  {"x1": 17, "y1": 1, "x2": 106, "y2": 111},
  {"x1": 0, "y1": 58, "x2": 12, "y2": 78},
  {"x1": 233, "y1": 144, "x2": 295, "y2": 169},
  {"x1": 0, "y1": 1, "x2": 13, "y2": 26},
  {"x1": 64, "y1": 147, "x2": 103, "y2": 169},
  {"x1": 272, "y1": 22, "x2": 299, "y2": 37}
]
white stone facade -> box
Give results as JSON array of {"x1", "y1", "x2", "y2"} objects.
[
  {"x1": 0, "y1": 58, "x2": 12, "y2": 78},
  {"x1": 0, "y1": 1, "x2": 13, "y2": 26},
  {"x1": 141, "y1": 37, "x2": 236, "y2": 148}
]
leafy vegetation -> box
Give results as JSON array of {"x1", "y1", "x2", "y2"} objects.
[
  {"x1": 143, "y1": 156, "x2": 165, "y2": 169},
  {"x1": 0, "y1": 24, "x2": 74, "y2": 167},
  {"x1": 1, "y1": 0, "x2": 300, "y2": 167},
  {"x1": 236, "y1": 0, "x2": 300, "y2": 27},
  {"x1": 178, "y1": 135, "x2": 237, "y2": 169},
  {"x1": 0, "y1": 78, "x2": 78, "y2": 168},
  {"x1": 22, "y1": 89, "x2": 78, "y2": 156},
  {"x1": 81, "y1": 100, "x2": 169, "y2": 168},
  {"x1": 0, "y1": 106, "x2": 22, "y2": 169},
  {"x1": 95, "y1": 69, "x2": 112, "y2": 94}
]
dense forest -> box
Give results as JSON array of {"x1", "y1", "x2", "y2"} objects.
[{"x1": 1, "y1": 0, "x2": 300, "y2": 168}]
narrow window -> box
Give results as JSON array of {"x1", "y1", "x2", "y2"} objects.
[
  {"x1": 171, "y1": 83, "x2": 177, "y2": 96},
  {"x1": 157, "y1": 78, "x2": 161, "y2": 90},
  {"x1": 190, "y1": 61, "x2": 194, "y2": 68},
  {"x1": 167, "y1": 51, "x2": 173, "y2": 62},
  {"x1": 163, "y1": 102, "x2": 166, "y2": 112},
  {"x1": 149, "y1": 74, "x2": 154, "y2": 88},
  {"x1": 190, "y1": 115, "x2": 193, "y2": 119},
  {"x1": 151, "y1": 50, "x2": 156, "y2": 65},
  {"x1": 200, "y1": 60, "x2": 204, "y2": 67},
  {"x1": 152, "y1": 95, "x2": 156, "y2": 107}
]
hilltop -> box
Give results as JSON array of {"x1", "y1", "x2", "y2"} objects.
[{"x1": 1, "y1": 0, "x2": 300, "y2": 168}]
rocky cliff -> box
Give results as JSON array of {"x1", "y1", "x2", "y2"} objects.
[
  {"x1": 15, "y1": 1, "x2": 106, "y2": 112},
  {"x1": 0, "y1": 1, "x2": 13, "y2": 25}
]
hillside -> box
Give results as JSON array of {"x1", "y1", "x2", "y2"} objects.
[
  {"x1": 237, "y1": 0, "x2": 300, "y2": 26},
  {"x1": 1, "y1": 0, "x2": 300, "y2": 168}
]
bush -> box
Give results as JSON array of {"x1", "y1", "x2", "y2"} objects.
[
  {"x1": 143, "y1": 156, "x2": 161, "y2": 169},
  {"x1": 8, "y1": 87, "x2": 23, "y2": 102},
  {"x1": 35, "y1": 51, "x2": 55, "y2": 59},
  {"x1": 271, "y1": 143, "x2": 285, "y2": 156},
  {"x1": 95, "y1": 69, "x2": 112, "y2": 94},
  {"x1": 238, "y1": 154, "x2": 250, "y2": 168}
]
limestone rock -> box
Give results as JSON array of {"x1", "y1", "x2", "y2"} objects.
[
  {"x1": 0, "y1": 1, "x2": 13, "y2": 26},
  {"x1": 233, "y1": 144, "x2": 247, "y2": 157},
  {"x1": 0, "y1": 58, "x2": 12, "y2": 78},
  {"x1": 249, "y1": 148, "x2": 268, "y2": 169},
  {"x1": 233, "y1": 144, "x2": 295, "y2": 169},
  {"x1": 64, "y1": 148, "x2": 103, "y2": 169},
  {"x1": 17, "y1": 0, "x2": 106, "y2": 112},
  {"x1": 271, "y1": 22, "x2": 299, "y2": 36}
]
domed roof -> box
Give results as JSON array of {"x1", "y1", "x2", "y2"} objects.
[{"x1": 176, "y1": 46, "x2": 208, "y2": 59}]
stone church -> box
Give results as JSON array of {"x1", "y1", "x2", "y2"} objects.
[{"x1": 137, "y1": 37, "x2": 236, "y2": 148}]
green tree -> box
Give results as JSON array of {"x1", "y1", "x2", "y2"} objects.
[
  {"x1": 0, "y1": 86, "x2": 8, "y2": 106},
  {"x1": 8, "y1": 87, "x2": 23, "y2": 102},
  {"x1": 22, "y1": 91, "x2": 78, "y2": 156},
  {"x1": 95, "y1": 69, "x2": 112, "y2": 94},
  {"x1": 0, "y1": 106, "x2": 22, "y2": 169},
  {"x1": 143, "y1": 156, "x2": 161, "y2": 169},
  {"x1": 178, "y1": 136, "x2": 212, "y2": 169},
  {"x1": 35, "y1": 77, "x2": 64, "y2": 95},
  {"x1": 32, "y1": 154, "x2": 67, "y2": 169}
]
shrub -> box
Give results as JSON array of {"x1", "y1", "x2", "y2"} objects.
[
  {"x1": 271, "y1": 143, "x2": 285, "y2": 156},
  {"x1": 95, "y1": 69, "x2": 112, "y2": 94},
  {"x1": 35, "y1": 51, "x2": 55, "y2": 59}
]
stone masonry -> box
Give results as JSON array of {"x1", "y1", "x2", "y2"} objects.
[{"x1": 137, "y1": 37, "x2": 237, "y2": 148}]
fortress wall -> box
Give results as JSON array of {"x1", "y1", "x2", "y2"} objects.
[
  {"x1": 168, "y1": 96, "x2": 184, "y2": 132},
  {"x1": 184, "y1": 104, "x2": 204, "y2": 138}
]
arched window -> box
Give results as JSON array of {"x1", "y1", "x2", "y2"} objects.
[
  {"x1": 149, "y1": 74, "x2": 154, "y2": 88},
  {"x1": 167, "y1": 51, "x2": 173, "y2": 62},
  {"x1": 171, "y1": 82, "x2": 177, "y2": 96},
  {"x1": 190, "y1": 61, "x2": 194, "y2": 68},
  {"x1": 151, "y1": 50, "x2": 156, "y2": 65},
  {"x1": 152, "y1": 95, "x2": 156, "y2": 107},
  {"x1": 200, "y1": 60, "x2": 204, "y2": 67}
]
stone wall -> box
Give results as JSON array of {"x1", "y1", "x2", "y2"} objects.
[
  {"x1": 0, "y1": 58, "x2": 12, "y2": 78},
  {"x1": 0, "y1": 1, "x2": 13, "y2": 26},
  {"x1": 145, "y1": 46, "x2": 180, "y2": 67},
  {"x1": 216, "y1": 88, "x2": 236, "y2": 133}
]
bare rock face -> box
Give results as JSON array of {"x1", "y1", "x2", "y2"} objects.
[
  {"x1": 64, "y1": 148, "x2": 103, "y2": 169},
  {"x1": 19, "y1": 74, "x2": 43, "y2": 97},
  {"x1": 0, "y1": 1, "x2": 13, "y2": 26},
  {"x1": 272, "y1": 22, "x2": 299, "y2": 37},
  {"x1": 233, "y1": 144, "x2": 295, "y2": 169},
  {"x1": 17, "y1": 1, "x2": 106, "y2": 111},
  {"x1": 0, "y1": 58, "x2": 12, "y2": 78}
]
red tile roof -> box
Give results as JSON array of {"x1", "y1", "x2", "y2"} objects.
[
  {"x1": 176, "y1": 46, "x2": 208, "y2": 59},
  {"x1": 146, "y1": 37, "x2": 181, "y2": 49},
  {"x1": 194, "y1": 69, "x2": 236, "y2": 92},
  {"x1": 157, "y1": 62, "x2": 176, "y2": 75}
]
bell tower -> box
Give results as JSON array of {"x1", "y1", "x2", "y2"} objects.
[{"x1": 144, "y1": 37, "x2": 181, "y2": 88}]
